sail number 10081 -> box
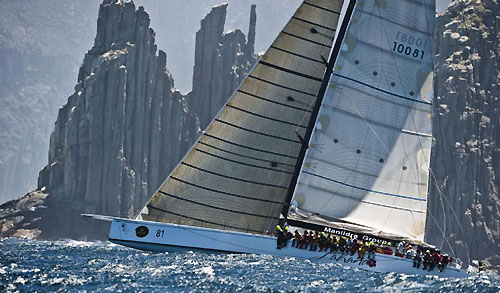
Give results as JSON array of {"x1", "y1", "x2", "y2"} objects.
[{"x1": 393, "y1": 42, "x2": 425, "y2": 59}]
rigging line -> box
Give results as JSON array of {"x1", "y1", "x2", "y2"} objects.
[
  {"x1": 425, "y1": 204, "x2": 457, "y2": 257},
  {"x1": 455, "y1": 0, "x2": 482, "y2": 261},
  {"x1": 421, "y1": 0, "x2": 448, "y2": 252},
  {"x1": 428, "y1": 169, "x2": 465, "y2": 234},
  {"x1": 414, "y1": 1, "x2": 466, "y2": 256}
]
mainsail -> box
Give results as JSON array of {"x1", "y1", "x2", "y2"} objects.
[
  {"x1": 141, "y1": 0, "x2": 344, "y2": 234},
  {"x1": 289, "y1": 0, "x2": 436, "y2": 242}
]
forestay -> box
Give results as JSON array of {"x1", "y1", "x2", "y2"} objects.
[
  {"x1": 141, "y1": 0, "x2": 344, "y2": 234},
  {"x1": 290, "y1": 0, "x2": 435, "y2": 242}
]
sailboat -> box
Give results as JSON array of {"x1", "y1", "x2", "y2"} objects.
[{"x1": 84, "y1": 0, "x2": 468, "y2": 277}]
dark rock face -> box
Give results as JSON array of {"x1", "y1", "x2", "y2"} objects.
[
  {"x1": 1, "y1": 0, "x2": 257, "y2": 239},
  {"x1": 426, "y1": 0, "x2": 500, "y2": 269},
  {"x1": 190, "y1": 4, "x2": 258, "y2": 130},
  {"x1": 37, "y1": 0, "x2": 189, "y2": 219}
]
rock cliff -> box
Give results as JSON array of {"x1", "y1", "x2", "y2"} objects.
[
  {"x1": 0, "y1": 0, "x2": 257, "y2": 239},
  {"x1": 426, "y1": 0, "x2": 500, "y2": 269},
  {"x1": 189, "y1": 4, "x2": 258, "y2": 129},
  {"x1": 0, "y1": 0, "x2": 99, "y2": 204}
]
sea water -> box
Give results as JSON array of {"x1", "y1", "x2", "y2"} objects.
[{"x1": 1, "y1": 238, "x2": 499, "y2": 292}]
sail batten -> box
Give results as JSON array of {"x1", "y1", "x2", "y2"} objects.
[
  {"x1": 142, "y1": 0, "x2": 345, "y2": 234},
  {"x1": 289, "y1": 0, "x2": 435, "y2": 242}
]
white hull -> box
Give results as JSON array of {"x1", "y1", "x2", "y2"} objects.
[{"x1": 107, "y1": 218, "x2": 467, "y2": 278}]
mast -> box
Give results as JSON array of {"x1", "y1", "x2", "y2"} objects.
[{"x1": 281, "y1": 0, "x2": 357, "y2": 218}]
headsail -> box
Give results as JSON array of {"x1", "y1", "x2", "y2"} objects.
[
  {"x1": 289, "y1": 0, "x2": 436, "y2": 242},
  {"x1": 141, "y1": 0, "x2": 344, "y2": 234}
]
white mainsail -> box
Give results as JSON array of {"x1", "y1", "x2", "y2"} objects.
[
  {"x1": 141, "y1": 0, "x2": 344, "y2": 234},
  {"x1": 290, "y1": 0, "x2": 436, "y2": 242}
]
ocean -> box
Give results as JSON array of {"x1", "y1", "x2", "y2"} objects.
[{"x1": 1, "y1": 238, "x2": 499, "y2": 292}]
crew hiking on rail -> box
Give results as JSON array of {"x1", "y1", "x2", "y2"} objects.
[{"x1": 275, "y1": 226, "x2": 453, "y2": 272}]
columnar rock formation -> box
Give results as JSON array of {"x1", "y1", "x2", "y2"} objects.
[
  {"x1": 0, "y1": 0, "x2": 257, "y2": 239},
  {"x1": 427, "y1": 0, "x2": 500, "y2": 269},
  {"x1": 189, "y1": 4, "x2": 258, "y2": 130},
  {"x1": 36, "y1": 0, "x2": 194, "y2": 218}
]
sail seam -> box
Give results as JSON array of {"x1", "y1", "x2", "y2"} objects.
[
  {"x1": 333, "y1": 73, "x2": 432, "y2": 105},
  {"x1": 357, "y1": 9, "x2": 432, "y2": 36},
  {"x1": 248, "y1": 75, "x2": 317, "y2": 96},
  {"x1": 281, "y1": 31, "x2": 332, "y2": 48},
  {"x1": 269, "y1": 46, "x2": 323, "y2": 64},
  {"x1": 204, "y1": 133, "x2": 299, "y2": 159},
  {"x1": 303, "y1": 184, "x2": 426, "y2": 213},
  {"x1": 171, "y1": 176, "x2": 286, "y2": 204},
  {"x1": 227, "y1": 104, "x2": 308, "y2": 128},
  {"x1": 303, "y1": 2, "x2": 341, "y2": 15},
  {"x1": 306, "y1": 156, "x2": 427, "y2": 186},
  {"x1": 259, "y1": 61, "x2": 323, "y2": 82},
  {"x1": 337, "y1": 83, "x2": 431, "y2": 112},
  {"x1": 215, "y1": 119, "x2": 302, "y2": 144},
  {"x1": 194, "y1": 148, "x2": 294, "y2": 174},
  {"x1": 302, "y1": 171, "x2": 426, "y2": 201},
  {"x1": 292, "y1": 16, "x2": 336, "y2": 32},
  {"x1": 238, "y1": 89, "x2": 313, "y2": 112},
  {"x1": 157, "y1": 190, "x2": 279, "y2": 219},
  {"x1": 198, "y1": 141, "x2": 296, "y2": 167},
  {"x1": 182, "y1": 162, "x2": 289, "y2": 189},
  {"x1": 147, "y1": 205, "x2": 262, "y2": 233},
  {"x1": 328, "y1": 106, "x2": 432, "y2": 137}
]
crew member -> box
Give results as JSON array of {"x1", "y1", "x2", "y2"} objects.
[
  {"x1": 422, "y1": 250, "x2": 431, "y2": 270},
  {"x1": 276, "y1": 225, "x2": 284, "y2": 249},
  {"x1": 438, "y1": 254, "x2": 449, "y2": 272},
  {"x1": 368, "y1": 241, "x2": 376, "y2": 259},
  {"x1": 331, "y1": 236, "x2": 339, "y2": 253},
  {"x1": 479, "y1": 261, "x2": 486, "y2": 272},
  {"x1": 413, "y1": 249, "x2": 422, "y2": 268},
  {"x1": 299, "y1": 230, "x2": 309, "y2": 249},
  {"x1": 339, "y1": 236, "x2": 347, "y2": 253},
  {"x1": 292, "y1": 230, "x2": 301, "y2": 248},
  {"x1": 429, "y1": 250, "x2": 440, "y2": 271}
]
